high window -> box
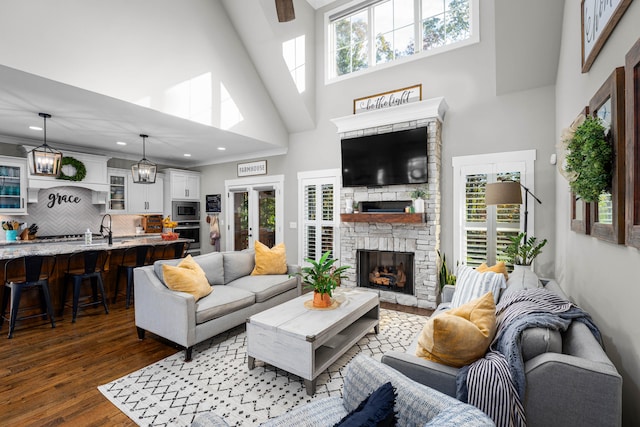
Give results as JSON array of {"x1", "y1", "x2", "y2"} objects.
[
  {"x1": 327, "y1": 0, "x2": 478, "y2": 81},
  {"x1": 452, "y1": 150, "x2": 536, "y2": 269}
]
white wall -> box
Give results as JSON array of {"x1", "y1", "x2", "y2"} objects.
[
  {"x1": 0, "y1": 0, "x2": 288, "y2": 148},
  {"x1": 555, "y1": 1, "x2": 640, "y2": 425}
]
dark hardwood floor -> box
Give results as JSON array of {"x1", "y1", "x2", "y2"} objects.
[{"x1": 0, "y1": 297, "x2": 431, "y2": 426}]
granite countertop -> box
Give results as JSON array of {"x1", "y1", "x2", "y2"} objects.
[{"x1": 0, "y1": 235, "x2": 193, "y2": 260}]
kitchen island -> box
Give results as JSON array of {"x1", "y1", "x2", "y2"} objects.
[{"x1": 0, "y1": 235, "x2": 194, "y2": 319}]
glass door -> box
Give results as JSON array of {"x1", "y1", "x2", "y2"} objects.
[{"x1": 225, "y1": 176, "x2": 283, "y2": 251}]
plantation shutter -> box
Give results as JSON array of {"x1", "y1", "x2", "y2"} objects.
[
  {"x1": 458, "y1": 165, "x2": 526, "y2": 268},
  {"x1": 299, "y1": 173, "x2": 340, "y2": 264}
]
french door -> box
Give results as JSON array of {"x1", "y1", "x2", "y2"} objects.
[{"x1": 225, "y1": 175, "x2": 283, "y2": 251}]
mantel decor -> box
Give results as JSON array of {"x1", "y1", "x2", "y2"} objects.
[
  {"x1": 56, "y1": 156, "x2": 86, "y2": 182},
  {"x1": 353, "y1": 84, "x2": 422, "y2": 114},
  {"x1": 581, "y1": 0, "x2": 633, "y2": 73}
]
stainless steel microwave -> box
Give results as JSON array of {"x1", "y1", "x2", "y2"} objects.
[{"x1": 172, "y1": 201, "x2": 200, "y2": 221}]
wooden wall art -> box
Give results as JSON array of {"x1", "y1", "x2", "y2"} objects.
[{"x1": 625, "y1": 38, "x2": 640, "y2": 248}]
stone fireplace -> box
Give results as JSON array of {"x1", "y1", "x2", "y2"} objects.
[{"x1": 331, "y1": 97, "x2": 447, "y2": 309}]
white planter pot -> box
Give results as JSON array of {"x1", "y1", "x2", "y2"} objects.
[
  {"x1": 413, "y1": 198, "x2": 425, "y2": 213},
  {"x1": 345, "y1": 198, "x2": 354, "y2": 214}
]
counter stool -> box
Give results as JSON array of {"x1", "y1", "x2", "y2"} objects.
[
  {"x1": 60, "y1": 250, "x2": 110, "y2": 322},
  {"x1": 113, "y1": 245, "x2": 152, "y2": 309},
  {"x1": 1, "y1": 255, "x2": 56, "y2": 338},
  {"x1": 164, "y1": 242, "x2": 188, "y2": 259}
]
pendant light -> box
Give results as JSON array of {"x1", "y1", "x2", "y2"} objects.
[
  {"x1": 30, "y1": 112, "x2": 63, "y2": 176},
  {"x1": 131, "y1": 134, "x2": 157, "y2": 184}
]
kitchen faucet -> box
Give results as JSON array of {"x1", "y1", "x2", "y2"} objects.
[{"x1": 100, "y1": 213, "x2": 113, "y2": 246}]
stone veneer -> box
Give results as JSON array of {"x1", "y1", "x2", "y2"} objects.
[{"x1": 339, "y1": 119, "x2": 442, "y2": 309}]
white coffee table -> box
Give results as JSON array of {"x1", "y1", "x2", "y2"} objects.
[{"x1": 246, "y1": 288, "x2": 379, "y2": 395}]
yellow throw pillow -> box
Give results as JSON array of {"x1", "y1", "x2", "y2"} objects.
[
  {"x1": 477, "y1": 261, "x2": 509, "y2": 280},
  {"x1": 162, "y1": 256, "x2": 212, "y2": 301},
  {"x1": 251, "y1": 241, "x2": 287, "y2": 275},
  {"x1": 415, "y1": 292, "x2": 497, "y2": 368}
]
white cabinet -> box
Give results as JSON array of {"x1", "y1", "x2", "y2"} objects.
[
  {"x1": 0, "y1": 156, "x2": 27, "y2": 215},
  {"x1": 166, "y1": 169, "x2": 200, "y2": 200},
  {"x1": 106, "y1": 169, "x2": 127, "y2": 213},
  {"x1": 127, "y1": 174, "x2": 164, "y2": 214}
]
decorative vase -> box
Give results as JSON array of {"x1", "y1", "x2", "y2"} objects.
[
  {"x1": 313, "y1": 291, "x2": 332, "y2": 308},
  {"x1": 345, "y1": 198, "x2": 353, "y2": 214},
  {"x1": 413, "y1": 197, "x2": 425, "y2": 213}
]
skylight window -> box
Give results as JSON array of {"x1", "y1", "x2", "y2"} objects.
[
  {"x1": 327, "y1": 0, "x2": 477, "y2": 81},
  {"x1": 282, "y1": 35, "x2": 306, "y2": 93}
]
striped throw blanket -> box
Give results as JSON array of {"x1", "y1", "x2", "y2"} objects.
[{"x1": 457, "y1": 287, "x2": 602, "y2": 427}]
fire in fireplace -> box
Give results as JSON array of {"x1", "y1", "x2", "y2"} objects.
[{"x1": 357, "y1": 250, "x2": 414, "y2": 295}]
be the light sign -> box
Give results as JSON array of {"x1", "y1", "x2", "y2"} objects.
[{"x1": 353, "y1": 84, "x2": 422, "y2": 115}]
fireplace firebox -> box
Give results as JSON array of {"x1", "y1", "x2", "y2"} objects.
[{"x1": 357, "y1": 250, "x2": 414, "y2": 295}]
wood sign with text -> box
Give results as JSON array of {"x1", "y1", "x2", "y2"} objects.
[
  {"x1": 353, "y1": 84, "x2": 422, "y2": 114},
  {"x1": 581, "y1": 0, "x2": 633, "y2": 73}
]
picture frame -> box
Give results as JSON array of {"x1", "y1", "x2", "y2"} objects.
[
  {"x1": 237, "y1": 160, "x2": 267, "y2": 177},
  {"x1": 569, "y1": 108, "x2": 591, "y2": 234},
  {"x1": 625, "y1": 38, "x2": 640, "y2": 248},
  {"x1": 588, "y1": 67, "x2": 625, "y2": 244},
  {"x1": 581, "y1": 0, "x2": 633, "y2": 73},
  {"x1": 206, "y1": 194, "x2": 221, "y2": 213}
]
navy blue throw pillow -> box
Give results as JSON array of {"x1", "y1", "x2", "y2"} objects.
[{"x1": 334, "y1": 381, "x2": 397, "y2": 427}]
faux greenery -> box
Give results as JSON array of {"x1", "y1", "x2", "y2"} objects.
[
  {"x1": 298, "y1": 251, "x2": 350, "y2": 297},
  {"x1": 57, "y1": 156, "x2": 87, "y2": 182},
  {"x1": 410, "y1": 186, "x2": 429, "y2": 199},
  {"x1": 565, "y1": 116, "x2": 612, "y2": 202},
  {"x1": 437, "y1": 250, "x2": 456, "y2": 291},
  {"x1": 505, "y1": 232, "x2": 548, "y2": 266}
]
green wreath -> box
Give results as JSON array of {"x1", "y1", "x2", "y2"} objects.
[
  {"x1": 565, "y1": 116, "x2": 612, "y2": 202},
  {"x1": 57, "y1": 156, "x2": 87, "y2": 182}
]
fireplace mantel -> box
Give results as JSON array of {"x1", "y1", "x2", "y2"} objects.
[
  {"x1": 341, "y1": 213, "x2": 424, "y2": 224},
  {"x1": 331, "y1": 96, "x2": 448, "y2": 134}
]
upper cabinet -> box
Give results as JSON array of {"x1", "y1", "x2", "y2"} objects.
[
  {"x1": 165, "y1": 169, "x2": 200, "y2": 201},
  {"x1": 107, "y1": 169, "x2": 127, "y2": 213},
  {"x1": 128, "y1": 173, "x2": 164, "y2": 214},
  {"x1": 0, "y1": 156, "x2": 27, "y2": 215}
]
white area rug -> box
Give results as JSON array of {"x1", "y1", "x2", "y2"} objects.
[{"x1": 99, "y1": 309, "x2": 427, "y2": 426}]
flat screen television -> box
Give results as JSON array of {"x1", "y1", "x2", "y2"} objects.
[{"x1": 341, "y1": 127, "x2": 428, "y2": 187}]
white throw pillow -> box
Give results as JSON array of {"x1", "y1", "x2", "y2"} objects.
[{"x1": 450, "y1": 265, "x2": 506, "y2": 308}]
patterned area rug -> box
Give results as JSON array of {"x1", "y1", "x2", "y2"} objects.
[{"x1": 99, "y1": 309, "x2": 427, "y2": 426}]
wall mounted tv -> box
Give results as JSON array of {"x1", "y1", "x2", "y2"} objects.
[{"x1": 341, "y1": 127, "x2": 428, "y2": 187}]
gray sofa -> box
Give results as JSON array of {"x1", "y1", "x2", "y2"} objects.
[
  {"x1": 134, "y1": 250, "x2": 300, "y2": 361},
  {"x1": 381, "y1": 268, "x2": 622, "y2": 427},
  {"x1": 191, "y1": 353, "x2": 494, "y2": 427}
]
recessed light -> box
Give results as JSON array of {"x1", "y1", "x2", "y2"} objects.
[
  {"x1": 217, "y1": 147, "x2": 226, "y2": 151},
  {"x1": 116, "y1": 141, "x2": 127, "y2": 146},
  {"x1": 183, "y1": 153, "x2": 192, "y2": 157},
  {"x1": 29, "y1": 126, "x2": 42, "y2": 131}
]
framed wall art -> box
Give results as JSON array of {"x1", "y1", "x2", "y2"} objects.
[
  {"x1": 625, "y1": 38, "x2": 640, "y2": 248},
  {"x1": 588, "y1": 67, "x2": 625, "y2": 244},
  {"x1": 568, "y1": 108, "x2": 591, "y2": 234},
  {"x1": 581, "y1": 0, "x2": 633, "y2": 73}
]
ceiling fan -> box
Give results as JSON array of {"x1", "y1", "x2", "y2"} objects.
[{"x1": 275, "y1": 0, "x2": 295, "y2": 22}]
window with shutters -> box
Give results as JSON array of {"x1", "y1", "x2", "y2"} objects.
[
  {"x1": 453, "y1": 150, "x2": 536, "y2": 270},
  {"x1": 298, "y1": 170, "x2": 341, "y2": 265}
]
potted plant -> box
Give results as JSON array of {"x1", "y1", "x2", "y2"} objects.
[
  {"x1": 505, "y1": 232, "x2": 548, "y2": 268},
  {"x1": 298, "y1": 251, "x2": 350, "y2": 308},
  {"x1": 410, "y1": 186, "x2": 429, "y2": 213},
  {"x1": 436, "y1": 250, "x2": 456, "y2": 291}
]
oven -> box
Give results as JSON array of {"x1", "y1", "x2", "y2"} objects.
[
  {"x1": 174, "y1": 221, "x2": 201, "y2": 256},
  {"x1": 172, "y1": 201, "x2": 200, "y2": 222}
]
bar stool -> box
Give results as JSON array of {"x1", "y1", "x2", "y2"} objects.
[
  {"x1": 1, "y1": 255, "x2": 56, "y2": 338},
  {"x1": 113, "y1": 245, "x2": 152, "y2": 308},
  {"x1": 164, "y1": 241, "x2": 188, "y2": 259},
  {"x1": 60, "y1": 250, "x2": 110, "y2": 323}
]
